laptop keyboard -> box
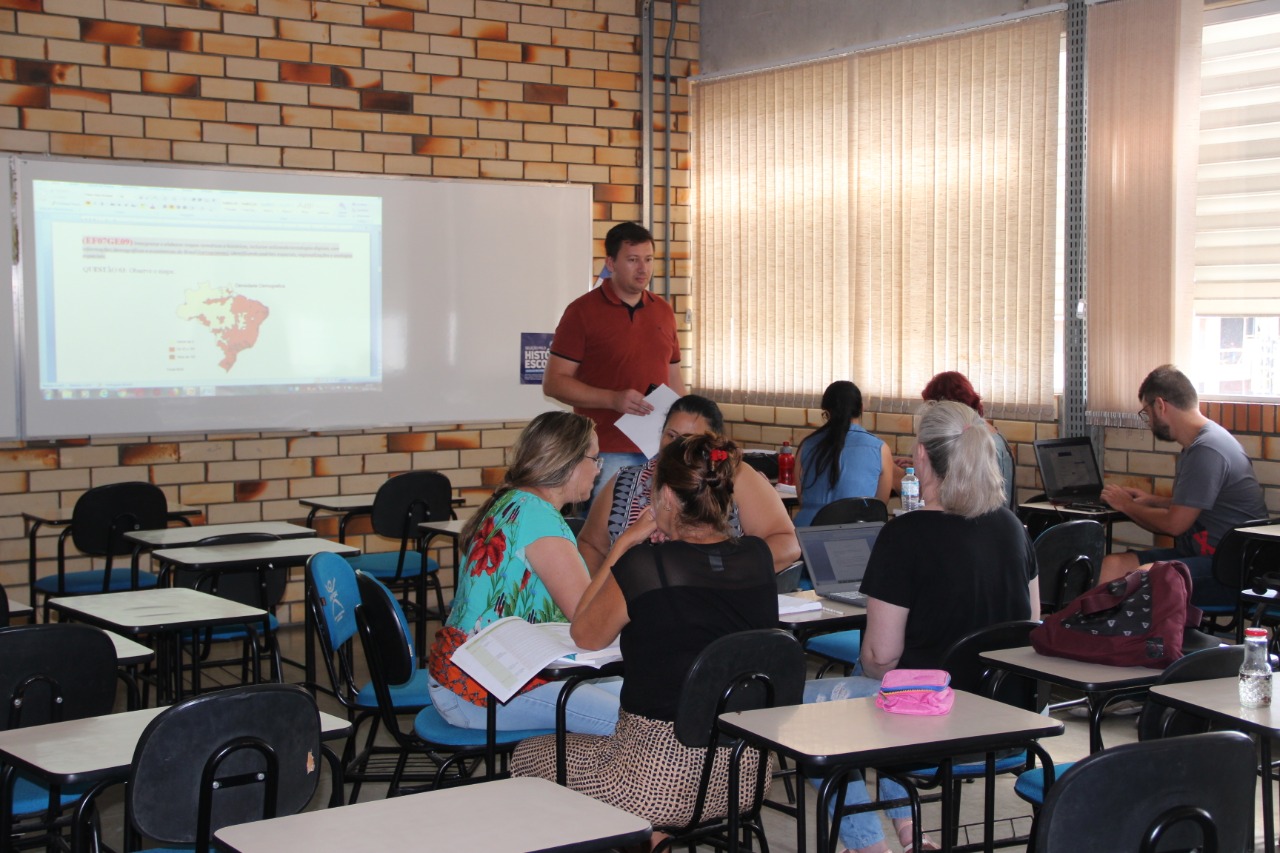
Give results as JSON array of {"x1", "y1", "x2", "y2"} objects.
[{"x1": 821, "y1": 590, "x2": 867, "y2": 606}]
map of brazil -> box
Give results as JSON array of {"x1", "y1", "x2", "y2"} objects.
[{"x1": 176, "y1": 285, "x2": 270, "y2": 372}]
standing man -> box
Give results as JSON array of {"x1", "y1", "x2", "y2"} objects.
[
  {"x1": 1098, "y1": 364, "x2": 1267, "y2": 606},
  {"x1": 544, "y1": 222, "x2": 686, "y2": 500}
]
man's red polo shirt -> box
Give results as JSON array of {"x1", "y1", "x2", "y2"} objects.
[{"x1": 549, "y1": 282, "x2": 680, "y2": 453}]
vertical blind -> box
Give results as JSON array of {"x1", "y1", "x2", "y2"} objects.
[
  {"x1": 693, "y1": 14, "x2": 1063, "y2": 419},
  {"x1": 1085, "y1": 0, "x2": 1202, "y2": 424}
]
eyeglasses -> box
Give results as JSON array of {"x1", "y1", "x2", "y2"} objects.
[
  {"x1": 1137, "y1": 400, "x2": 1153, "y2": 424},
  {"x1": 584, "y1": 454, "x2": 603, "y2": 470}
]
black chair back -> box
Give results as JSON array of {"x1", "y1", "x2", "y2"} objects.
[
  {"x1": 1033, "y1": 731, "x2": 1255, "y2": 853},
  {"x1": 354, "y1": 571, "x2": 416, "y2": 691},
  {"x1": 660, "y1": 629, "x2": 804, "y2": 845},
  {"x1": 1211, "y1": 518, "x2": 1280, "y2": 595},
  {"x1": 810, "y1": 497, "x2": 889, "y2": 526},
  {"x1": 1138, "y1": 644, "x2": 1244, "y2": 741},
  {"x1": 127, "y1": 684, "x2": 321, "y2": 853},
  {"x1": 940, "y1": 620, "x2": 1043, "y2": 711},
  {"x1": 1033, "y1": 520, "x2": 1104, "y2": 612},
  {"x1": 0, "y1": 582, "x2": 8, "y2": 628},
  {"x1": 70, "y1": 481, "x2": 168, "y2": 558},
  {"x1": 0, "y1": 624, "x2": 117, "y2": 729},
  {"x1": 369, "y1": 471, "x2": 453, "y2": 578},
  {"x1": 175, "y1": 533, "x2": 287, "y2": 611}
]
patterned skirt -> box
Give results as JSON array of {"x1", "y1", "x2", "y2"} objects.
[{"x1": 510, "y1": 708, "x2": 772, "y2": 829}]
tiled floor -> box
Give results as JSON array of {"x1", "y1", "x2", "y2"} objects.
[{"x1": 80, "y1": 626, "x2": 1273, "y2": 852}]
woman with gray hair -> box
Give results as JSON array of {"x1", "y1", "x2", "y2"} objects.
[{"x1": 804, "y1": 401, "x2": 1040, "y2": 853}]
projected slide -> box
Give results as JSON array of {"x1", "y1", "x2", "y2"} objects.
[{"x1": 32, "y1": 180, "x2": 382, "y2": 398}]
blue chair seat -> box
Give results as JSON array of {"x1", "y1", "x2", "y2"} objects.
[
  {"x1": 34, "y1": 570, "x2": 159, "y2": 595},
  {"x1": 1013, "y1": 761, "x2": 1077, "y2": 804},
  {"x1": 412, "y1": 706, "x2": 551, "y2": 748},
  {"x1": 184, "y1": 614, "x2": 280, "y2": 644},
  {"x1": 348, "y1": 551, "x2": 439, "y2": 581},
  {"x1": 805, "y1": 630, "x2": 861, "y2": 664},
  {"x1": 10, "y1": 771, "x2": 89, "y2": 817},
  {"x1": 356, "y1": 668, "x2": 432, "y2": 710},
  {"x1": 896, "y1": 751, "x2": 1032, "y2": 785}
]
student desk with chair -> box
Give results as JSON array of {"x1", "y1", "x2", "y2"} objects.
[
  {"x1": 979, "y1": 646, "x2": 1164, "y2": 754},
  {"x1": 0, "y1": 705, "x2": 353, "y2": 853},
  {"x1": 1020, "y1": 436, "x2": 1128, "y2": 550},
  {"x1": 47, "y1": 587, "x2": 273, "y2": 704},
  {"x1": 214, "y1": 776, "x2": 652, "y2": 853},
  {"x1": 719, "y1": 691, "x2": 1064, "y2": 853},
  {"x1": 23, "y1": 503, "x2": 202, "y2": 613},
  {"x1": 1149, "y1": 677, "x2": 1280, "y2": 853}
]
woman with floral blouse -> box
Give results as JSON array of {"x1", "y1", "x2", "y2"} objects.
[{"x1": 426, "y1": 410, "x2": 621, "y2": 735}]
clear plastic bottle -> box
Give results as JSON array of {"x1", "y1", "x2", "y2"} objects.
[
  {"x1": 1240, "y1": 627, "x2": 1273, "y2": 709},
  {"x1": 777, "y1": 441, "x2": 795, "y2": 486},
  {"x1": 900, "y1": 467, "x2": 921, "y2": 512}
]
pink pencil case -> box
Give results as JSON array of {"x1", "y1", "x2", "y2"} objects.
[{"x1": 875, "y1": 669, "x2": 954, "y2": 716}]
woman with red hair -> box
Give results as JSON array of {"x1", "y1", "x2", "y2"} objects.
[{"x1": 916, "y1": 372, "x2": 1017, "y2": 509}]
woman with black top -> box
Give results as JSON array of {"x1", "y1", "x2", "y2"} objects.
[
  {"x1": 807, "y1": 400, "x2": 1040, "y2": 853},
  {"x1": 511, "y1": 433, "x2": 778, "y2": 841}
]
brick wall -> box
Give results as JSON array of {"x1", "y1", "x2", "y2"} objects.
[{"x1": 0, "y1": 0, "x2": 698, "y2": 621}]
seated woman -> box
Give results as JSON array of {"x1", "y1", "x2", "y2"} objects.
[
  {"x1": 808, "y1": 400, "x2": 1040, "y2": 853},
  {"x1": 512, "y1": 433, "x2": 779, "y2": 837},
  {"x1": 576, "y1": 394, "x2": 799, "y2": 574},
  {"x1": 916, "y1": 371, "x2": 1017, "y2": 509},
  {"x1": 427, "y1": 410, "x2": 621, "y2": 735},
  {"x1": 793, "y1": 380, "x2": 894, "y2": 526}
]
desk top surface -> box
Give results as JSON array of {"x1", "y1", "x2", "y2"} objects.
[
  {"x1": 214, "y1": 777, "x2": 651, "y2": 853},
  {"x1": 1018, "y1": 501, "x2": 1124, "y2": 519},
  {"x1": 418, "y1": 518, "x2": 467, "y2": 536},
  {"x1": 151, "y1": 537, "x2": 359, "y2": 568},
  {"x1": 125, "y1": 521, "x2": 316, "y2": 549},
  {"x1": 106, "y1": 630, "x2": 153, "y2": 665},
  {"x1": 1150, "y1": 677, "x2": 1280, "y2": 735},
  {"x1": 776, "y1": 589, "x2": 866, "y2": 628},
  {"x1": 300, "y1": 494, "x2": 466, "y2": 512},
  {"x1": 1233, "y1": 522, "x2": 1280, "y2": 541},
  {"x1": 23, "y1": 504, "x2": 201, "y2": 525},
  {"x1": 0, "y1": 706, "x2": 350, "y2": 784},
  {"x1": 980, "y1": 646, "x2": 1164, "y2": 691},
  {"x1": 718, "y1": 691, "x2": 1062, "y2": 769},
  {"x1": 49, "y1": 587, "x2": 267, "y2": 632}
]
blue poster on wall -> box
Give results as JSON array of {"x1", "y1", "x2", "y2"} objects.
[{"x1": 521, "y1": 333, "x2": 553, "y2": 385}]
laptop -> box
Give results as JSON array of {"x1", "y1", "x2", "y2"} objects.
[
  {"x1": 797, "y1": 521, "x2": 883, "y2": 606},
  {"x1": 1033, "y1": 436, "x2": 1109, "y2": 511}
]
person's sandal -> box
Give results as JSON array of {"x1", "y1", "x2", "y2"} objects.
[{"x1": 897, "y1": 821, "x2": 941, "y2": 852}]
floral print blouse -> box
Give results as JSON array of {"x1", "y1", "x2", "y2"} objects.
[{"x1": 427, "y1": 488, "x2": 585, "y2": 706}]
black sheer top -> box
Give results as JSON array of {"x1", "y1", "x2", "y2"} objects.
[{"x1": 613, "y1": 536, "x2": 777, "y2": 722}]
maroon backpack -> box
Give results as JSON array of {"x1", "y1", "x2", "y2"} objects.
[{"x1": 1029, "y1": 561, "x2": 1203, "y2": 669}]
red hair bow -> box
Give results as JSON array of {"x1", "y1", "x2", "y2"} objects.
[{"x1": 710, "y1": 449, "x2": 728, "y2": 463}]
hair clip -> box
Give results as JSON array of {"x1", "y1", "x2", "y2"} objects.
[{"x1": 710, "y1": 448, "x2": 728, "y2": 462}]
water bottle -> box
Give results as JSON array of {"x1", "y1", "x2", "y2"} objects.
[
  {"x1": 778, "y1": 441, "x2": 795, "y2": 486},
  {"x1": 1240, "y1": 627, "x2": 1273, "y2": 709},
  {"x1": 901, "y1": 467, "x2": 921, "y2": 512}
]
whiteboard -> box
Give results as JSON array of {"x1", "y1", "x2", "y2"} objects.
[
  {"x1": 0, "y1": 158, "x2": 15, "y2": 439},
  {"x1": 14, "y1": 158, "x2": 590, "y2": 438}
]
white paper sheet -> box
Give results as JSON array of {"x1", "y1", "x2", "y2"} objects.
[{"x1": 614, "y1": 384, "x2": 682, "y2": 459}]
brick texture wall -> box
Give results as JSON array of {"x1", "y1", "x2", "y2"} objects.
[{"x1": 0, "y1": 0, "x2": 697, "y2": 622}]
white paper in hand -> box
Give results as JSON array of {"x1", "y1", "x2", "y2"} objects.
[{"x1": 615, "y1": 384, "x2": 682, "y2": 460}]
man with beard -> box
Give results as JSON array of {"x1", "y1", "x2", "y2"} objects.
[{"x1": 1097, "y1": 364, "x2": 1267, "y2": 606}]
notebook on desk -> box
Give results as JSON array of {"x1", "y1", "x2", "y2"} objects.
[
  {"x1": 798, "y1": 521, "x2": 883, "y2": 606},
  {"x1": 1033, "y1": 436, "x2": 1110, "y2": 511}
]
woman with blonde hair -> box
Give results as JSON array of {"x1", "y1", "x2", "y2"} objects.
[
  {"x1": 806, "y1": 401, "x2": 1040, "y2": 853},
  {"x1": 427, "y1": 410, "x2": 621, "y2": 735}
]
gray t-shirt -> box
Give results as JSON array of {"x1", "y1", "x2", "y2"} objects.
[{"x1": 1171, "y1": 420, "x2": 1268, "y2": 555}]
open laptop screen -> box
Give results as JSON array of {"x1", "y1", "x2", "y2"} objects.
[
  {"x1": 797, "y1": 521, "x2": 883, "y2": 589},
  {"x1": 1033, "y1": 436, "x2": 1104, "y2": 501}
]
